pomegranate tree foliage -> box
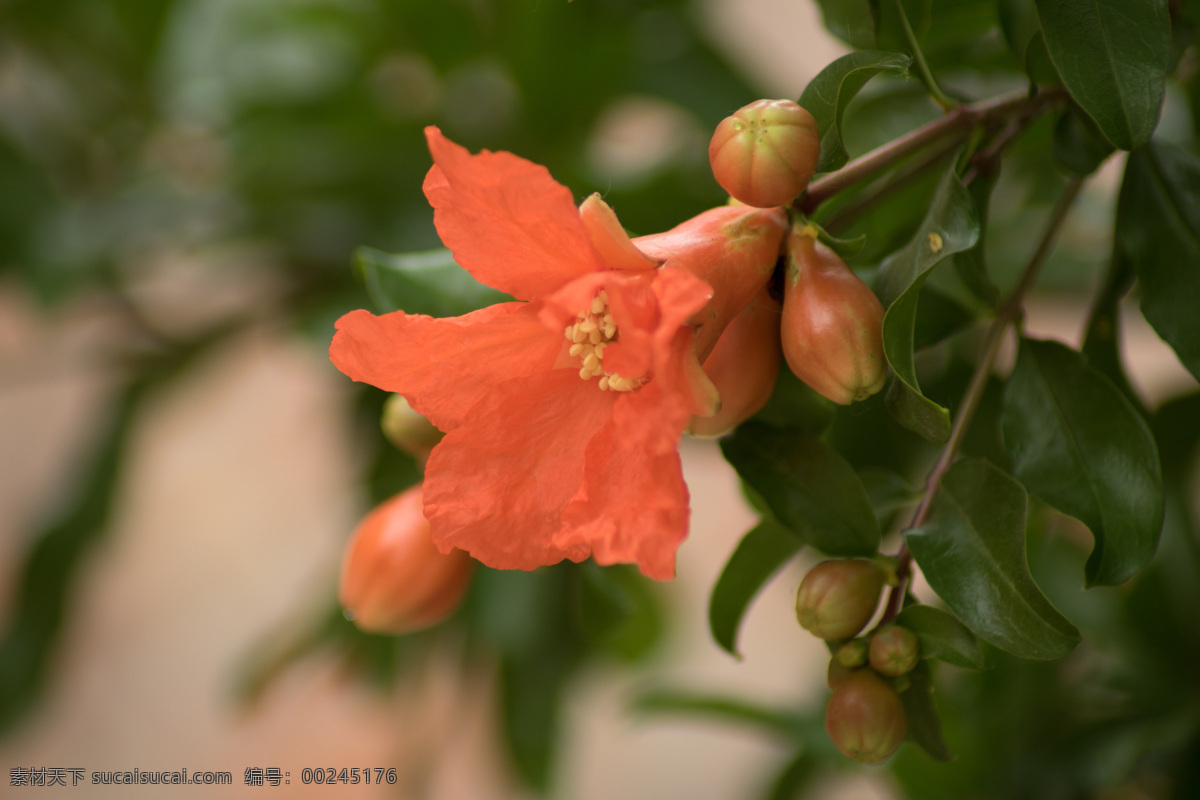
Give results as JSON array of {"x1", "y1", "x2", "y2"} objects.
[{"x1": 1, "y1": 0, "x2": 1199, "y2": 797}]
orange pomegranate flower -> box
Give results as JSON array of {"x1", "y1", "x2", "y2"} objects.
[{"x1": 330, "y1": 128, "x2": 784, "y2": 580}]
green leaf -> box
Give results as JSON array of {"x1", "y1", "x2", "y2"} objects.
[
  {"x1": 998, "y1": 0, "x2": 1061, "y2": 86},
  {"x1": 1082, "y1": 255, "x2": 1141, "y2": 409},
  {"x1": 814, "y1": 0, "x2": 879, "y2": 49},
  {"x1": 905, "y1": 458, "x2": 1081, "y2": 660},
  {"x1": 356, "y1": 246, "x2": 511, "y2": 317},
  {"x1": 877, "y1": 164, "x2": 980, "y2": 443},
  {"x1": 1034, "y1": 0, "x2": 1170, "y2": 150},
  {"x1": 578, "y1": 563, "x2": 663, "y2": 663},
  {"x1": 895, "y1": 604, "x2": 987, "y2": 669},
  {"x1": 952, "y1": 166, "x2": 1000, "y2": 309},
  {"x1": 799, "y1": 50, "x2": 912, "y2": 173},
  {"x1": 709, "y1": 520, "x2": 804, "y2": 657},
  {"x1": 0, "y1": 383, "x2": 141, "y2": 732},
  {"x1": 860, "y1": 467, "x2": 917, "y2": 525},
  {"x1": 898, "y1": 660, "x2": 954, "y2": 762},
  {"x1": 1000, "y1": 338, "x2": 1163, "y2": 587},
  {"x1": 720, "y1": 422, "x2": 881, "y2": 556},
  {"x1": 1115, "y1": 142, "x2": 1200, "y2": 382},
  {"x1": 1053, "y1": 105, "x2": 1117, "y2": 176},
  {"x1": 911, "y1": 285, "x2": 976, "y2": 351},
  {"x1": 636, "y1": 691, "x2": 807, "y2": 740}
]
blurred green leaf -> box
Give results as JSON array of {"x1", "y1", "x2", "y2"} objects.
[
  {"x1": 709, "y1": 519, "x2": 804, "y2": 657},
  {"x1": 721, "y1": 422, "x2": 881, "y2": 557},
  {"x1": 357, "y1": 246, "x2": 512, "y2": 317},
  {"x1": 906, "y1": 458, "x2": 1081, "y2": 659},
  {"x1": 911, "y1": 284, "x2": 976, "y2": 351},
  {"x1": 760, "y1": 750, "x2": 819, "y2": 800},
  {"x1": 637, "y1": 691, "x2": 808, "y2": 740},
  {"x1": 997, "y1": 0, "x2": 1061, "y2": 86},
  {"x1": 895, "y1": 604, "x2": 987, "y2": 669},
  {"x1": 878, "y1": 164, "x2": 980, "y2": 443},
  {"x1": 952, "y1": 166, "x2": 1000, "y2": 309},
  {"x1": 0, "y1": 384, "x2": 139, "y2": 731},
  {"x1": 578, "y1": 563, "x2": 663, "y2": 663},
  {"x1": 1081, "y1": 256, "x2": 1140, "y2": 410},
  {"x1": 752, "y1": 368, "x2": 836, "y2": 433},
  {"x1": 860, "y1": 467, "x2": 917, "y2": 525},
  {"x1": 1034, "y1": 0, "x2": 1170, "y2": 150},
  {"x1": 1002, "y1": 338, "x2": 1164, "y2": 587},
  {"x1": 1116, "y1": 141, "x2": 1200, "y2": 382},
  {"x1": 1053, "y1": 105, "x2": 1117, "y2": 176},
  {"x1": 813, "y1": 0, "x2": 878, "y2": 49},
  {"x1": 898, "y1": 660, "x2": 954, "y2": 761},
  {"x1": 799, "y1": 50, "x2": 912, "y2": 173}
]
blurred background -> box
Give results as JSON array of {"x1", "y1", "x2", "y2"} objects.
[{"x1": 1, "y1": 0, "x2": 1198, "y2": 798}]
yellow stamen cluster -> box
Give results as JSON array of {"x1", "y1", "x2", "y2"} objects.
[{"x1": 564, "y1": 290, "x2": 641, "y2": 392}]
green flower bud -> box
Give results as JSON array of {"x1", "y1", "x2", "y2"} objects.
[
  {"x1": 795, "y1": 559, "x2": 885, "y2": 640},
  {"x1": 869, "y1": 625, "x2": 921, "y2": 677},
  {"x1": 836, "y1": 638, "x2": 869, "y2": 668},
  {"x1": 825, "y1": 669, "x2": 908, "y2": 764}
]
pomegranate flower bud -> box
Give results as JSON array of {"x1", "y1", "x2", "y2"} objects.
[
  {"x1": 869, "y1": 625, "x2": 921, "y2": 677},
  {"x1": 688, "y1": 285, "x2": 782, "y2": 437},
  {"x1": 381, "y1": 394, "x2": 444, "y2": 463},
  {"x1": 825, "y1": 668, "x2": 908, "y2": 764},
  {"x1": 836, "y1": 638, "x2": 870, "y2": 668},
  {"x1": 340, "y1": 484, "x2": 474, "y2": 634},
  {"x1": 709, "y1": 99, "x2": 820, "y2": 208},
  {"x1": 781, "y1": 225, "x2": 886, "y2": 405},
  {"x1": 795, "y1": 558, "x2": 885, "y2": 641}
]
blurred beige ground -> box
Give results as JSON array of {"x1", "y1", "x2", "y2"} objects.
[{"x1": 2, "y1": 1, "x2": 1198, "y2": 798}]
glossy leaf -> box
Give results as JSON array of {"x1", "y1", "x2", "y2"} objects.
[
  {"x1": 799, "y1": 51, "x2": 912, "y2": 173},
  {"x1": 1001, "y1": 338, "x2": 1163, "y2": 587},
  {"x1": 905, "y1": 458, "x2": 1081, "y2": 660},
  {"x1": 720, "y1": 422, "x2": 881, "y2": 556},
  {"x1": 895, "y1": 604, "x2": 987, "y2": 669},
  {"x1": 1034, "y1": 0, "x2": 1170, "y2": 150},
  {"x1": 709, "y1": 520, "x2": 804, "y2": 657},
  {"x1": 860, "y1": 467, "x2": 917, "y2": 525},
  {"x1": 357, "y1": 246, "x2": 512, "y2": 318},
  {"x1": 898, "y1": 660, "x2": 953, "y2": 762},
  {"x1": 1115, "y1": 142, "x2": 1200, "y2": 382},
  {"x1": 877, "y1": 165, "x2": 981, "y2": 443}
]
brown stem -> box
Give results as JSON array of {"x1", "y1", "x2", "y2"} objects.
[
  {"x1": 877, "y1": 175, "x2": 1086, "y2": 626},
  {"x1": 798, "y1": 88, "x2": 1065, "y2": 215}
]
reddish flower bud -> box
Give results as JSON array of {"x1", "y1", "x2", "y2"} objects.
[
  {"x1": 825, "y1": 668, "x2": 908, "y2": 764},
  {"x1": 339, "y1": 484, "x2": 474, "y2": 634},
  {"x1": 869, "y1": 625, "x2": 921, "y2": 677},
  {"x1": 781, "y1": 226, "x2": 886, "y2": 405},
  {"x1": 381, "y1": 394, "x2": 444, "y2": 463},
  {"x1": 827, "y1": 659, "x2": 857, "y2": 690},
  {"x1": 688, "y1": 285, "x2": 782, "y2": 437},
  {"x1": 795, "y1": 559, "x2": 885, "y2": 641},
  {"x1": 709, "y1": 99, "x2": 820, "y2": 208}
]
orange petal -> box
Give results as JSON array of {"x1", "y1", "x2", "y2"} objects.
[
  {"x1": 578, "y1": 193, "x2": 660, "y2": 272},
  {"x1": 422, "y1": 369, "x2": 615, "y2": 570},
  {"x1": 561, "y1": 371, "x2": 694, "y2": 580},
  {"x1": 422, "y1": 127, "x2": 603, "y2": 301},
  {"x1": 330, "y1": 303, "x2": 559, "y2": 432}
]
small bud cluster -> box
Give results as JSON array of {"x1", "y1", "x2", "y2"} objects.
[{"x1": 794, "y1": 558, "x2": 921, "y2": 764}]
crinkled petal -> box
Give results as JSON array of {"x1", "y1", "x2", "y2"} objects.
[
  {"x1": 422, "y1": 369, "x2": 615, "y2": 570},
  {"x1": 559, "y1": 335, "x2": 697, "y2": 579},
  {"x1": 330, "y1": 303, "x2": 559, "y2": 432},
  {"x1": 423, "y1": 127, "x2": 604, "y2": 301}
]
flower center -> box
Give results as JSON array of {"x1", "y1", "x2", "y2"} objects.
[{"x1": 563, "y1": 290, "x2": 642, "y2": 392}]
